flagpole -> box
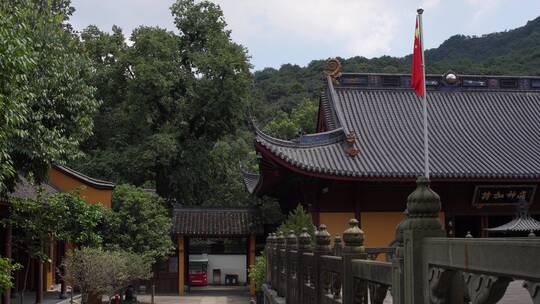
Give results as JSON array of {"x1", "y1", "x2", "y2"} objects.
[{"x1": 417, "y1": 8, "x2": 429, "y2": 179}]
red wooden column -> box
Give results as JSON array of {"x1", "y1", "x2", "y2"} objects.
[
  {"x1": 248, "y1": 234, "x2": 256, "y2": 295},
  {"x1": 177, "y1": 235, "x2": 185, "y2": 296}
]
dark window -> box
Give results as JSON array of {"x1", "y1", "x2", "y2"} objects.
[
  {"x1": 425, "y1": 79, "x2": 439, "y2": 86},
  {"x1": 189, "y1": 238, "x2": 247, "y2": 254},
  {"x1": 340, "y1": 75, "x2": 368, "y2": 86},
  {"x1": 381, "y1": 76, "x2": 401, "y2": 87},
  {"x1": 462, "y1": 79, "x2": 487, "y2": 87},
  {"x1": 499, "y1": 78, "x2": 518, "y2": 89},
  {"x1": 531, "y1": 79, "x2": 540, "y2": 89}
]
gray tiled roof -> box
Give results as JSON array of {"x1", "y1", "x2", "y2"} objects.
[
  {"x1": 255, "y1": 75, "x2": 540, "y2": 179},
  {"x1": 172, "y1": 208, "x2": 262, "y2": 236},
  {"x1": 241, "y1": 170, "x2": 260, "y2": 194},
  {"x1": 485, "y1": 216, "x2": 540, "y2": 232},
  {"x1": 8, "y1": 176, "x2": 58, "y2": 200}
]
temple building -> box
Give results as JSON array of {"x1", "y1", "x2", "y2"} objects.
[
  {"x1": 1, "y1": 165, "x2": 115, "y2": 304},
  {"x1": 244, "y1": 62, "x2": 540, "y2": 248}
]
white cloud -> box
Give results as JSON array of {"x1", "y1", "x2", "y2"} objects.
[
  {"x1": 212, "y1": 0, "x2": 400, "y2": 58},
  {"x1": 465, "y1": 0, "x2": 506, "y2": 25},
  {"x1": 421, "y1": 0, "x2": 441, "y2": 9}
]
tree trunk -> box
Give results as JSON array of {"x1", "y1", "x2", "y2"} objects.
[
  {"x1": 59, "y1": 242, "x2": 66, "y2": 299},
  {"x1": 35, "y1": 261, "x2": 43, "y2": 304},
  {"x1": 2, "y1": 225, "x2": 12, "y2": 304},
  {"x1": 86, "y1": 291, "x2": 102, "y2": 304},
  {"x1": 19, "y1": 256, "x2": 31, "y2": 304}
]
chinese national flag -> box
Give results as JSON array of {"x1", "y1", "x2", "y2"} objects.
[{"x1": 411, "y1": 16, "x2": 425, "y2": 96}]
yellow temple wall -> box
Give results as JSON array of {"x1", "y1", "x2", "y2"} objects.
[{"x1": 47, "y1": 168, "x2": 112, "y2": 208}]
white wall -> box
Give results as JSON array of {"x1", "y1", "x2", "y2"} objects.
[{"x1": 190, "y1": 254, "x2": 247, "y2": 284}]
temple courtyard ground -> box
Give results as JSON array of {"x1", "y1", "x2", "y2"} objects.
[
  {"x1": 15, "y1": 282, "x2": 532, "y2": 304},
  {"x1": 138, "y1": 287, "x2": 252, "y2": 304},
  {"x1": 138, "y1": 291, "x2": 251, "y2": 304}
]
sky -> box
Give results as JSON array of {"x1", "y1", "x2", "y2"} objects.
[{"x1": 70, "y1": 0, "x2": 540, "y2": 71}]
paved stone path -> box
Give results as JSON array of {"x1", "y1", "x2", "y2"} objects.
[
  {"x1": 380, "y1": 280, "x2": 532, "y2": 303},
  {"x1": 138, "y1": 290, "x2": 252, "y2": 304}
]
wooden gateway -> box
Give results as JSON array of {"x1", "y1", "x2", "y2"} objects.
[
  {"x1": 155, "y1": 208, "x2": 262, "y2": 296},
  {"x1": 243, "y1": 64, "x2": 540, "y2": 248}
]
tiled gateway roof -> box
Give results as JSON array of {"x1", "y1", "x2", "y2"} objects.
[
  {"x1": 254, "y1": 73, "x2": 540, "y2": 180},
  {"x1": 172, "y1": 208, "x2": 262, "y2": 236}
]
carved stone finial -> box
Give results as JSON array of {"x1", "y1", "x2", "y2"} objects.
[
  {"x1": 529, "y1": 230, "x2": 536, "y2": 238},
  {"x1": 403, "y1": 176, "x2": 444, "y2": 232},
  {"x1": 315, "y1": 224, "x2": 331, "y2": 252},
  {"x1": 267, "y1": 233, "x2": 275, "y2": 245},
  {"x1": 394, "y1": 177, "x2": 444, "y2": 246},
  {"x1": 323, "y1": 58, "x2": 342, "y2": 82},
  {"x1": 343, "y1": 219, "x2": 365, "y2": 254},
  {"x1": 276, "y1": 231, "x2": 285, "y2": 249},
  {"x1": 334, "y1": 234, "x2": 343, "y2": 256},
  {"x1": 298, "y1": 227, "x2": 312, "y2": 250},
  {"x1": 286, "y1": 230, "x2": 298, "y2": 249},
  {"x1": 465, "y1": 231, "x2": 473, "y2": 238}
]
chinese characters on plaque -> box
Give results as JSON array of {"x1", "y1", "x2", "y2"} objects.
[{"x1": 472, "y1": 185, "x2": 536, "y2": 207}]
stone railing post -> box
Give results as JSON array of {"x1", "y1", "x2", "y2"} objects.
[
  {"x1": 297, "y1": 228, "x2": 312, "y2": 304},
  {"x1": 270, "y1": 233, "x2": 278, "y2": 290},
  {"x1": 315, "y1": 224, "x2": 332, "y2": 304},
  {"x1": 266, "y1": 233, "x2": 274, "y2": 286},
  {"x1": 334, "y1": 234, "x2": 343, "y2": 256},
  {"x1": 398, "y1": 176, "x2": 446, "y2": 304},
  {"x1": 342, "y1": 219, "x2": 366, "y2": 304},
  {"x1": 276, "y1": 232, "x2": 286, "y2": 297},
  {"x1": 286, "y1": 230, "x2": 298, "y2": 304}
]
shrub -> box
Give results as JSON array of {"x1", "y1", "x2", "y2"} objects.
[
  {"x1": 0, "y1": 258, "x2": 20, "y2": 293},
  {"x1": 63, "y1": 247, "x2": 152, "y2": 304},
  {"x1": 248, "y1": 253, "x2": 266, "y2": 292}
]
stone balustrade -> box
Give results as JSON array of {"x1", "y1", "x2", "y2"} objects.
[{"x1": 263, "y1": 177, "x2": 540, "y2": 304}]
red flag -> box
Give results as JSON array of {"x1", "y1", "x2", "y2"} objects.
[{"x1": 411, "y1": 16, "x2": 425, "y2": 96}]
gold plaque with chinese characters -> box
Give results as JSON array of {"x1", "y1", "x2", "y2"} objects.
[{"x1": 472, "y1": 185, "x2": 536, "y2": 207}]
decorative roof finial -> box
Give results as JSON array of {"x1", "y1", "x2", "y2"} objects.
[
  {"x1": 324, "y1": 58, "x2": 342, "y2": 83},
  {"x1": 344, "y1": 131, "x2": 360, "y2": 157}
]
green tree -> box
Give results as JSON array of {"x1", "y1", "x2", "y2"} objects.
[
  {"x1": 101, "y1": 185, "x2": 174, "y2": 261},
  {"x1": 73, "y1": 0, "x2": 253, "y2": 207},
  {"x1": 0, "y1": 258, "x2": 20, "y2": 294},
  {"x1": 263, "y1": 98, "x2": 319, "y2": 139},
  {"x1": 277, "y1": 205, "x2": 315, "y2": 240},
  {"x1": 6, "y1": 190, "x2": 104, "y2": 300},
  {"x1": 0, "y1": 0, "x2": 100, "y2": 193},
  {"x1": 0, "y1": 2, "x2": 37, "y2": 192}
]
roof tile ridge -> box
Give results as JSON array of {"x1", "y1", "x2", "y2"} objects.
[
  {"x1": 326, "y1": 76, "x2": 349, "y2": 134},
  {"x1": 256, "y1": 125, "x2": 346, "y2": 148},
  {"x1": 319, "y1": 90, "x2": 339, "y2": 130},
  {"x1": 53, "y1": 164, "x2": 115, "y2": 188},
  {"x1": 339, "y1": 72, "x2": 540, "y2": 79}
]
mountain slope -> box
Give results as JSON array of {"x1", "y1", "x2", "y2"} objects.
[{"x1": 253, "y1": 15, "x2": 540, "y2": 122}]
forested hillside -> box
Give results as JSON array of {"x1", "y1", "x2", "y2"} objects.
[
  {"x1": 253, "y1": 16, "x2": 540, "y2": 132},
  {"x1": 71, "y1": 5, "x2": 540, "y2": 208}
]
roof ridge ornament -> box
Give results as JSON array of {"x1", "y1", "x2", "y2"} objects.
[
  {"x1": 324, "y1": 58, "x2": 343, "y2": 84},
  {"x1": 443, "y1": 70, "x2": 458, "y2": 85},
  {"x1": 343, "y1": 131, "x2": 360, "y2": 157}
]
